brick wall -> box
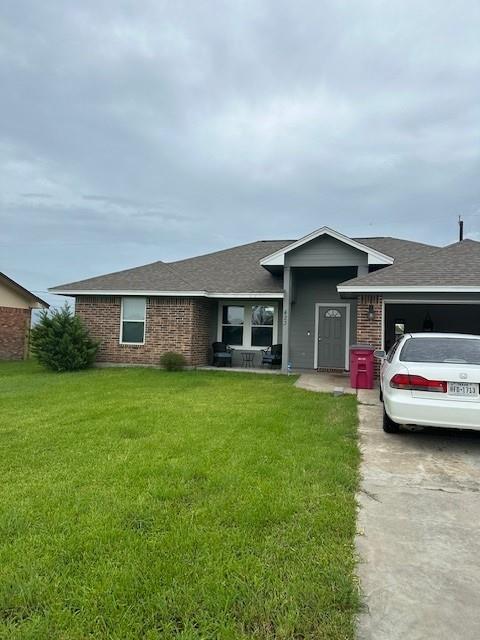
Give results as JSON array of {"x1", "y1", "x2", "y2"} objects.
[
  {"x1": 0, "y1": 306, "x2": 31, "y2": 360},
  {"x1": 75, "y1": 296, "x2": 215, "y2": 366},
  {"x1": 357, "y1": 295, "x2": 383, "y2": 348},
  {"x1": 356, "y1": 295, "x2": 383, "y2": 375}
]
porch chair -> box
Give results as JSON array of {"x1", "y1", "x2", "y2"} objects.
[
  {"x1": 212, "y1": 342, "x2": 232, "y2": 367},
  {"x1": 261, "y1": 344, "x2": 282, "y2": 368}
]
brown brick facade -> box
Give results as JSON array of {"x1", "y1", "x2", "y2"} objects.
[
  {"x1": 75, "y1": 296, "x2": 215, "y2": 367},
  {"x1": 0, "y1": 306, "x2": 31, "y2": 360},
  {"x1": 356, "y1": 295, "x2": 383, "y2": 375},
  {"x1": 357, "y1": 295, "x2": 383, "y2": 348}
]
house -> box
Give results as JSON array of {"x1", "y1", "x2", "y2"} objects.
[
  {"x1": 0, "y1": 273, "x2": 49, "y2": 360},
  {"x1": 49, "y1": 226, "x2": 480, "y2": 372}
]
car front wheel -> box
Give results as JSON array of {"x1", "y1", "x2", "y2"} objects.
[{"x1": 383, "y1": 408, "x2": 400, "y2": 433}]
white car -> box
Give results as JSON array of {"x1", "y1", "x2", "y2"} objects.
[{"x1": 377, "y1": 333, "x2": 480, "y2": 433}]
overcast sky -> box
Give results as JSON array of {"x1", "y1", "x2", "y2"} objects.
[{"x1": 2, "y1": 1, "x2": 480, "y2": 306}]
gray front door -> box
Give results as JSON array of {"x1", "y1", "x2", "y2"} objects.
[{"x1": 316, "y1": 306, "x2": 347, "y2": 368}]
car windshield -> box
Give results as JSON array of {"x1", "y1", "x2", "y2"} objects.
[{"x1": 400, "y1": 337, "x2": 480, "y2": 365}]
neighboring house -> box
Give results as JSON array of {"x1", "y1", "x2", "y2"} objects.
[
  {"x1": 0, "y1": 273, "x2": 49, "y2": 360},
  {"x1": 49, "y1": 226, "x2": 480, "y2": 372}
]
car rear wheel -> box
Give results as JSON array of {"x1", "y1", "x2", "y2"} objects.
[
  {"x1": 379, "y1": 387, "x2": 383, "y2": 402},
  {"x1": 383, "y1": 408, "x2": 400, "y2": 433}
]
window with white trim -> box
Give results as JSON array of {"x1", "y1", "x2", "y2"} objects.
[
  {"x1": 221, "y1": 305, "x2": 244, "y2": 345},
  {"x1": 121, "y1": 297, "x2": 146, "y2": 344},
  {"x1": 251, "y1": 305, "x2": 274, "y2": 346},
  {"x1": 219, "y1": 303, "x2": 278, "y2": 348}
]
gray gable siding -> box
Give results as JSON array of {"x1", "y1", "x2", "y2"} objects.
[
  {"x1": 289, "y1": 267, "x2": 357, "y2": 369},
  {"x1": 285, "y1": 235, "x2": 368, "y2": 268}
]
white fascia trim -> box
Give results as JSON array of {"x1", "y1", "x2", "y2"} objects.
[
  {"x1": 338, "y1": 285, "x2": 480, "y2": 293},
  {"x1": 260, "y1": 226, "x2": 394, "y2": 267},
  {"x1": 49, "y1": 289, "x2": 207, "y2": 296},
  {"x1": 49, "y1": 289, "x2": 284, "y2": 299},
  {"x1": 208, "y1": 292, "x2": 283, "y2": 299}
]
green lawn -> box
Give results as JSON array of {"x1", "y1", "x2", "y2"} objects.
[{"x1": 0, "y1": 362, "x2": 359, "y2": 640}]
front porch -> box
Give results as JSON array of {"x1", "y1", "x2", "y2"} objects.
[
  {"x1": 199, "y1": 364, "x2": 284, "y2": 375},
  {"x1": 198, "y1": 365, "x2": 365, "y2": 395}
]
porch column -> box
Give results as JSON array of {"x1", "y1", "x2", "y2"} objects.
[
  {"x1": 281, "y1": 266, "x2": 292, "y2": 372},
  {"x1": 357, "y1": 294, "x2": 383, "y2": 376}
]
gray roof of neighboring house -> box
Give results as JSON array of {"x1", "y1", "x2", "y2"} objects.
[
  {"x1": 50, "y1": 236, "x2": 437, "y2": 295},
  {"x1": 341, "y1": 239, "x2": 480, "y2": 289}
]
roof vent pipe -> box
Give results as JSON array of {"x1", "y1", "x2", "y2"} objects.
[{"x1": 459, "y1": 216, "x2": 464, "y2": 242}]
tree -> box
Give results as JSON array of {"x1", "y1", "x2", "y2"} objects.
[{"x1": 31, "y1": 304, "x2": 99, "y2": 372}]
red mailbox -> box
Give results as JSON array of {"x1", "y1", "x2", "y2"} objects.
[{"x1": 349, "y1": 344, "x2": 375, "y2": 389}]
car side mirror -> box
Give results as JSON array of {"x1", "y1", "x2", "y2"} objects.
[{"x1": 374, "y1": 349, "x2": 386, "y2": 359}]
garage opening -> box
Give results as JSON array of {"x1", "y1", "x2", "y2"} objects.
[{"x1": 384, "y1": 303, "x2": 480, "y2": 352}]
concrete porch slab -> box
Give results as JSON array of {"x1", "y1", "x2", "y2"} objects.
[
  {"x1": 197, "y1": 365, "x2": 284, "y2": 374},
  {"x1": 295, "y1": 371, "x2": 357, "y2": 395}
]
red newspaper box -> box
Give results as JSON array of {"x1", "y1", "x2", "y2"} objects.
[{"x1": 349, "y1": 344, "x2": 375, "y2": 389}]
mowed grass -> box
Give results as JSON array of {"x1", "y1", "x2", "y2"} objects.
[{"x1": 0, "y1": 362, "x2": 359, "y2": 640}]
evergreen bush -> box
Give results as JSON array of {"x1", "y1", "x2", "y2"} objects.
[{"x1": 31, "y1": 304, "x2": 99, "y2": 372}]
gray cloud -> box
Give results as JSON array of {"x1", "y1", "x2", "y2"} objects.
[{"x1": 1, "y1": 0, "x2": 480, "y2": 303}]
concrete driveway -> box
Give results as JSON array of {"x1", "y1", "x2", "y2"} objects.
[{"x1": 356, "y1": 392, "x2": 480, "y2": 639}]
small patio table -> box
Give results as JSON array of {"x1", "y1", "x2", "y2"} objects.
[{"x1": 240, "y1": 351, "x2": 255, "y2": 368}]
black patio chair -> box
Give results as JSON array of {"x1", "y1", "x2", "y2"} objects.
[
  {"x1": 261, "y1": 344, "x2": 282, "y2": 368},
  {"x1": 212, "y1": 342, "x2": 232, "y2": 367}
]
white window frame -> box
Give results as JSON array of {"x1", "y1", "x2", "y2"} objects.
[
  {"x1": 217, "y1": 302, "x2": 279, "y2": 350},
  {"x1": 120, "y1": 297, "x2": 147, "y2": 345}
]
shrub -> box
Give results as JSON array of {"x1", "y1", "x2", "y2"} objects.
[
  {"x1": 31, "y1": 304, "x2": 99, "y2": 372},
  {"x1": 160, "y1": 351, "x2": 187, "y2": 371}
]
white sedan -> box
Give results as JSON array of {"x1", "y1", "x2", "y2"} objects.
[{"x1": 377, "y1": 333, "x2": 480, "y2": 433}]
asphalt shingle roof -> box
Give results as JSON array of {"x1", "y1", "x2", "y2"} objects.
[
  {"x1": 341, "y1": 239, "x2": 480, "y2": 288},
  {"x1": 50, "y1": 236, "x2": 439, "y2": 294},
  {"x1": 354, "y1": 237, "x2": 438, "y2": 264}
]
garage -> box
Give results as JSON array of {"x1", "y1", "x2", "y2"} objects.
[
  {"x1": 336, "y1": 238, "x2": 480, "y2": 365},
  {"x1": 384, "y1": 301, "x2": 480, "y2": 352}
]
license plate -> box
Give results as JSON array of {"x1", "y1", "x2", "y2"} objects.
[{"x1": 448, "y1": 382, "x2": 479, "y2": 396}]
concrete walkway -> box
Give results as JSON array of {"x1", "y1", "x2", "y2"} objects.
[
  {"x1": 356, "y1": 394, "x2": 480, "y2": 639},
  {"x1": 294, "y1": 371, "x2": 356, "y2": 395},
  {"x1": 295, "y1": 373, "x2": 480, "y2": 639}
]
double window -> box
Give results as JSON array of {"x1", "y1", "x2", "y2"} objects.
[
  {"x1": 220, "y1": 303, "x2": 276, "y2": 348},
  {"x1": 121, "y1": 297, "x2": 146, "y2": 344}
]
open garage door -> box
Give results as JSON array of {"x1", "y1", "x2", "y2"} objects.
[{"x1": 384, "y1": 302, "x2": 480, "y2": 352}]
